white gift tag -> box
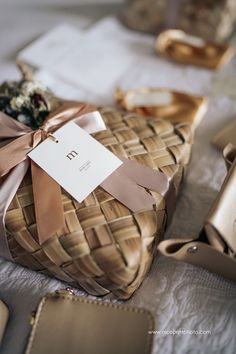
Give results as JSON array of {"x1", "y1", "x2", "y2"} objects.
[{"x1": 29, "y1": 122, "x2": 122, "y2": 202}]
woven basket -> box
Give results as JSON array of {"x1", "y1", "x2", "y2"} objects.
[{"x1": 5, "y1": 107, "x2": 193, "y2": 299}]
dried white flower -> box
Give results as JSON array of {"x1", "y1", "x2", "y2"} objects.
[
  {"x1": 10, "y1": 95, "x2": 28, "y2": 110},
  {"x1": 21, "y1": 81, "x2": 45, "y2": 95}
]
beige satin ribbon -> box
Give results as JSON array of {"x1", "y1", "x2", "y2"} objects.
[{"x1": 0, "y1": 102, "x2": 170, "y2": 259}]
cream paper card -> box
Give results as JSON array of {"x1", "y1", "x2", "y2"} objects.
[{"x1": 29, "y1": 121, "x2": 122, "y2": 202}]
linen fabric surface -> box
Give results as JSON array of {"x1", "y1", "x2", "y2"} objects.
[{"x1": 0, "y1": 4, "x2": 236, "y2": 354}]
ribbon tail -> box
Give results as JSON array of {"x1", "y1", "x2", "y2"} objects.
[
  {"x1": 74, "y1": 111, "x2": 106, "y2": 134},
  {"x1": 117, "y1": 156, "x2": 180, "y2": 224},
  {"x1": 101, "y1": 170, "x2": 156, "y2": 212},
  {"x1": 117, "y1": 156, "x2": 170, "y2": 196},
  {"x1": 31, "y1": 162, "x2": 65, "y2": 244},
  {"x1": 0, "y1": 160, "x2": 29, "y2": 260}
]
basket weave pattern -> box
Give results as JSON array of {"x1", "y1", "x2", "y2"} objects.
[{"x1": 5, "y1": 108, "x2": 193, "y2": 299}]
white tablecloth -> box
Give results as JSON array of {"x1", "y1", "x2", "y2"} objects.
[{"x1": 1, "y1": 4, "x2": 236, "y2": 354}]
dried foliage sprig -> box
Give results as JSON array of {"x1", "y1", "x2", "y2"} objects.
[{"x1": 0, "y1": 62, "x2": 60, "y2": 129}]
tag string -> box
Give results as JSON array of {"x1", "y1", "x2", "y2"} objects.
[{"x1": 39, "y1": 128, "x2": 59, "y2": 143}]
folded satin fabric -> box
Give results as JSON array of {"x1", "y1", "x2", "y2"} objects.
[
  {"x1": 156, "y1": 29, "x2": 234, "y2": 69},
  {"x1": 116, "y1": 87, "x2": 208, "y2": 128}
]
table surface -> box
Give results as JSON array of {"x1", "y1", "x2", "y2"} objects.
[{"x1": 1, "y1": 3, "x2": 236, "y2": 354}]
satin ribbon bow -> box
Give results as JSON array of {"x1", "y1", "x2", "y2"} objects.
[{"x1": 0, "y1": 102, "x2": 169, "y2": 260}]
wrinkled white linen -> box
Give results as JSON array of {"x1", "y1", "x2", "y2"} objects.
[{"x1": 1, "y1": 9, "x2": 236, "y2": 354}]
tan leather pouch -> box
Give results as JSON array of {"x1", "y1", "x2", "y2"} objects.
[
  {"x1": 25, "y1": 289, "x2": 154, "y2": 354},
  {"x1": 0, "y1": 300, "x2": 9, "y2": 346},
  {"x1": 158, "y1": 157, "x2": 236, "y2": 282}
]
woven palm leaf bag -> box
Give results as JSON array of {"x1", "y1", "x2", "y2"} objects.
[{"x1": 0, "y1": 70, "x2": 207, "y2": 299}]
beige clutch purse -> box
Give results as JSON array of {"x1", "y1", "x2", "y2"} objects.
[
  {"x1": 158, "y1": 149, "x2": 236, "y2": 282},
  {"x1": 25, "y1": 289, "x2": 154, "y2": 354}
]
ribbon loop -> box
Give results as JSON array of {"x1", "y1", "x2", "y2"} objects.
[{"x1": 0, "y1": 111, "x2": 32, "y2": 138}]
